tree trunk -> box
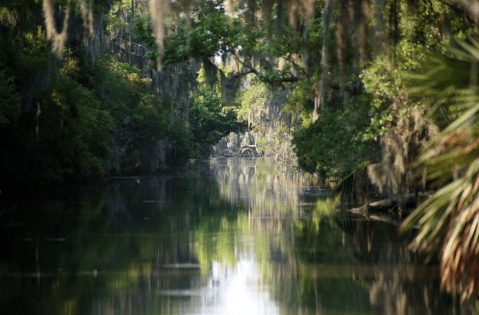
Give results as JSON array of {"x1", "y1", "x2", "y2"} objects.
[
  {"x1": 183, "y1": 93, "x2": 189, "y2": 133},
  {"x1": 313, "y1": 0, "x2": 334, "y2": 122}
]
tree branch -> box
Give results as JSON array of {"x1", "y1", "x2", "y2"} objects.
[
  {"x1": 231, "y1": 53, "x2": 303, "y2": 83},
  {"x1": 231, "y1": 53, "x2": 260, "y2": 76},
  {"x1": 438, "y1": 0, "x2": 479, "y2": 24}
]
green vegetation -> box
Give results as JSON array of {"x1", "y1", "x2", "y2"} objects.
[
  {"x1": 0, "y1": 0, "x2": 245, "y2": 189},
  {"x1": 2, "y1": 0, "x2": 479, "y2": 302},
  {"x1": 293, "y1": 97, "x2": 374, "y2": 180},
  {"x1": 189, "y1": 79, "x2": 247, "y2": 159},
  {"x1": 0, "y1": 25, "x2": 170, "y2": 186},
  {"x1": 400, "y1": 39, "x2": 479, "y2": 300}
]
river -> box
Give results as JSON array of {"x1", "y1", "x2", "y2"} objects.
[{"x1": 0, "y1": 157, "x2": 463, "y2": 314}]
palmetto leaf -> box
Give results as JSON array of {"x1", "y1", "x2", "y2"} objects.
[
  {"x1": 408, "y1": 54, "x2": 472, "y2": 95},
  {"x1": 400, "y1": 38, "x2": 479, "y2": 299}
]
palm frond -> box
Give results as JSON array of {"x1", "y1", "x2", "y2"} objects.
[{"x1": 400, "y1": 38, "x2": 479, "y2": 300}]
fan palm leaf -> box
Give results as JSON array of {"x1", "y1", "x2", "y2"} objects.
[{"x1": 400, "y1": 39, "x2": 479, "y2": 300}]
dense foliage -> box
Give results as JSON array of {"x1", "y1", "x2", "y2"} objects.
[
  {"x1": 189, "y1": 83, "x2": 247, "y2": 159},
  {"x1": 0, "y1": 16, "x2": 172, "y2": 187},
  {"x1": 2, "y1": 0, "x2": 479, "y2": 301},
  {"x1": 293, "y1": 93, "x2": 375, "y2": 180},
  {"x1": 0, "y1": 0, "x2": 246, "y2": 190},
  {"x1": 130, "y1": 0, "x2": 473, "y2": 182},
  {"x1": 130, "y1": 0, "x2": 479, "y2": 300}
]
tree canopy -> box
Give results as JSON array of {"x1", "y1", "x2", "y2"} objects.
[{"x1": 2, "y1": 0, "x2": 479, "y2": 300}]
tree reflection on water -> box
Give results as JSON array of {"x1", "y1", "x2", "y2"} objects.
[{"x1": 0, "y1": 157, "x2": 473, "y2": 314}]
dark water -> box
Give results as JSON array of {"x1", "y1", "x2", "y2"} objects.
[{"x1": 0, "y1": 157, "x2": 463, "y2": 314}]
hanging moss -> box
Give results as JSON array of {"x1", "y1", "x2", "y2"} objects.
[
  {"x1": 149, "y1": 0, "x2": 170, "y2": 70},
  {"x1": 42, "y1": 0, "x2": 71, "y2": 58}
]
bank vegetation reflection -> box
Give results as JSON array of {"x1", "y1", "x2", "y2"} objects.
[{"x1": 0, "y1": 157, "x2": 472, "y2": 314}]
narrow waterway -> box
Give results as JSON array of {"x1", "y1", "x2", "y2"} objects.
[{"x1": 0, "y1": 157, "x2": 459, "y2": 314}]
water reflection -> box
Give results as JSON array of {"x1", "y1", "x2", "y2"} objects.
[
  {"x1": 210, "y1": 157, "x2": 327, "y2": 216},
  {"x1": 0, "y1": 157, "x2": 473, "y2": 314}
]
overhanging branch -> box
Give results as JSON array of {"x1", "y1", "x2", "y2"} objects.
[
  {"x1": 438, "y1": 0, "x2": 479, "y2": 24},
  {"x1": 231, "y1": 53, "x2": 303, "y2": 83}
]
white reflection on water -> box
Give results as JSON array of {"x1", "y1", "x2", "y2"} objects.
[{"x1": 179, "y1": 256, "x2": 280, "y2": 315}]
